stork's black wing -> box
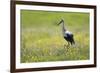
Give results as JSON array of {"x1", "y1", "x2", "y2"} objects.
[{"x1": 64, "y1": 33, "x2": 75, "y2": 45}]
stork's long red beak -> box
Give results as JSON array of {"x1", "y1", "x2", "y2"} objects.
[{"x1": 57, "y1": 19, "x2": 64, "y2": 25}]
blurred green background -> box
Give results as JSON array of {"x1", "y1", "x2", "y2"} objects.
[{"x1": 20, "y1": 10, "x2": 90, "y2": 63}]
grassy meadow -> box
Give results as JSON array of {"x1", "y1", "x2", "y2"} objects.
[{"x1": 20, "y1": 10, "x2": 90, "y2": 63}]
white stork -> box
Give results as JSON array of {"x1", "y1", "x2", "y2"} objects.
[{"x1": 58, "y1": 19, "x2": 75, "y2": 46}]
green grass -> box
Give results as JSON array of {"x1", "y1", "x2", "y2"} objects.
[{"x1": 20, "y1": 10, "x2": 90, "y2": 63}]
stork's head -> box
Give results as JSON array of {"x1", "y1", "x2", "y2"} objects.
[{"x1": 57, "y1": 19, "x2": 64, "y2": 25}]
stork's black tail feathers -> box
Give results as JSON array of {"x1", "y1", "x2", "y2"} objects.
[
  {"x1": 70, "y1": 37, "x2": 75, "y2": 45},
  {"x1": 70, "y1": 35, "x2": 75, "y2": 45}
]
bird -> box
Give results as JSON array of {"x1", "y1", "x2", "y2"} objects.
[{"x1": 57, "y1": 19, "x2": 75, "y2": 47}]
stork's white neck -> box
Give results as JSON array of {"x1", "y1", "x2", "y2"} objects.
[{"x1": 61, "y1": 21, "x2": 67, "y2": 36}]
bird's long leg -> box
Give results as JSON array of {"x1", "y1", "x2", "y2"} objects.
[
  {"x1": 67, "y1": 42, "x2": 70, "y2": 49},
  {"x1": 64, "y1": 44, "x2": 68, "y2": 53},
  {"x1": 64, "y1": 42, "x2": 70, "y2": 52},
  {"x1": 64, "y1": 44, "x2": 67, "y2": 49},
  {"x1": 67, "y1": 42, "x2": 71, "y2": 52},
  {"x1": 64, "y1": 42, "x2": 70, "y2": 48}
]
